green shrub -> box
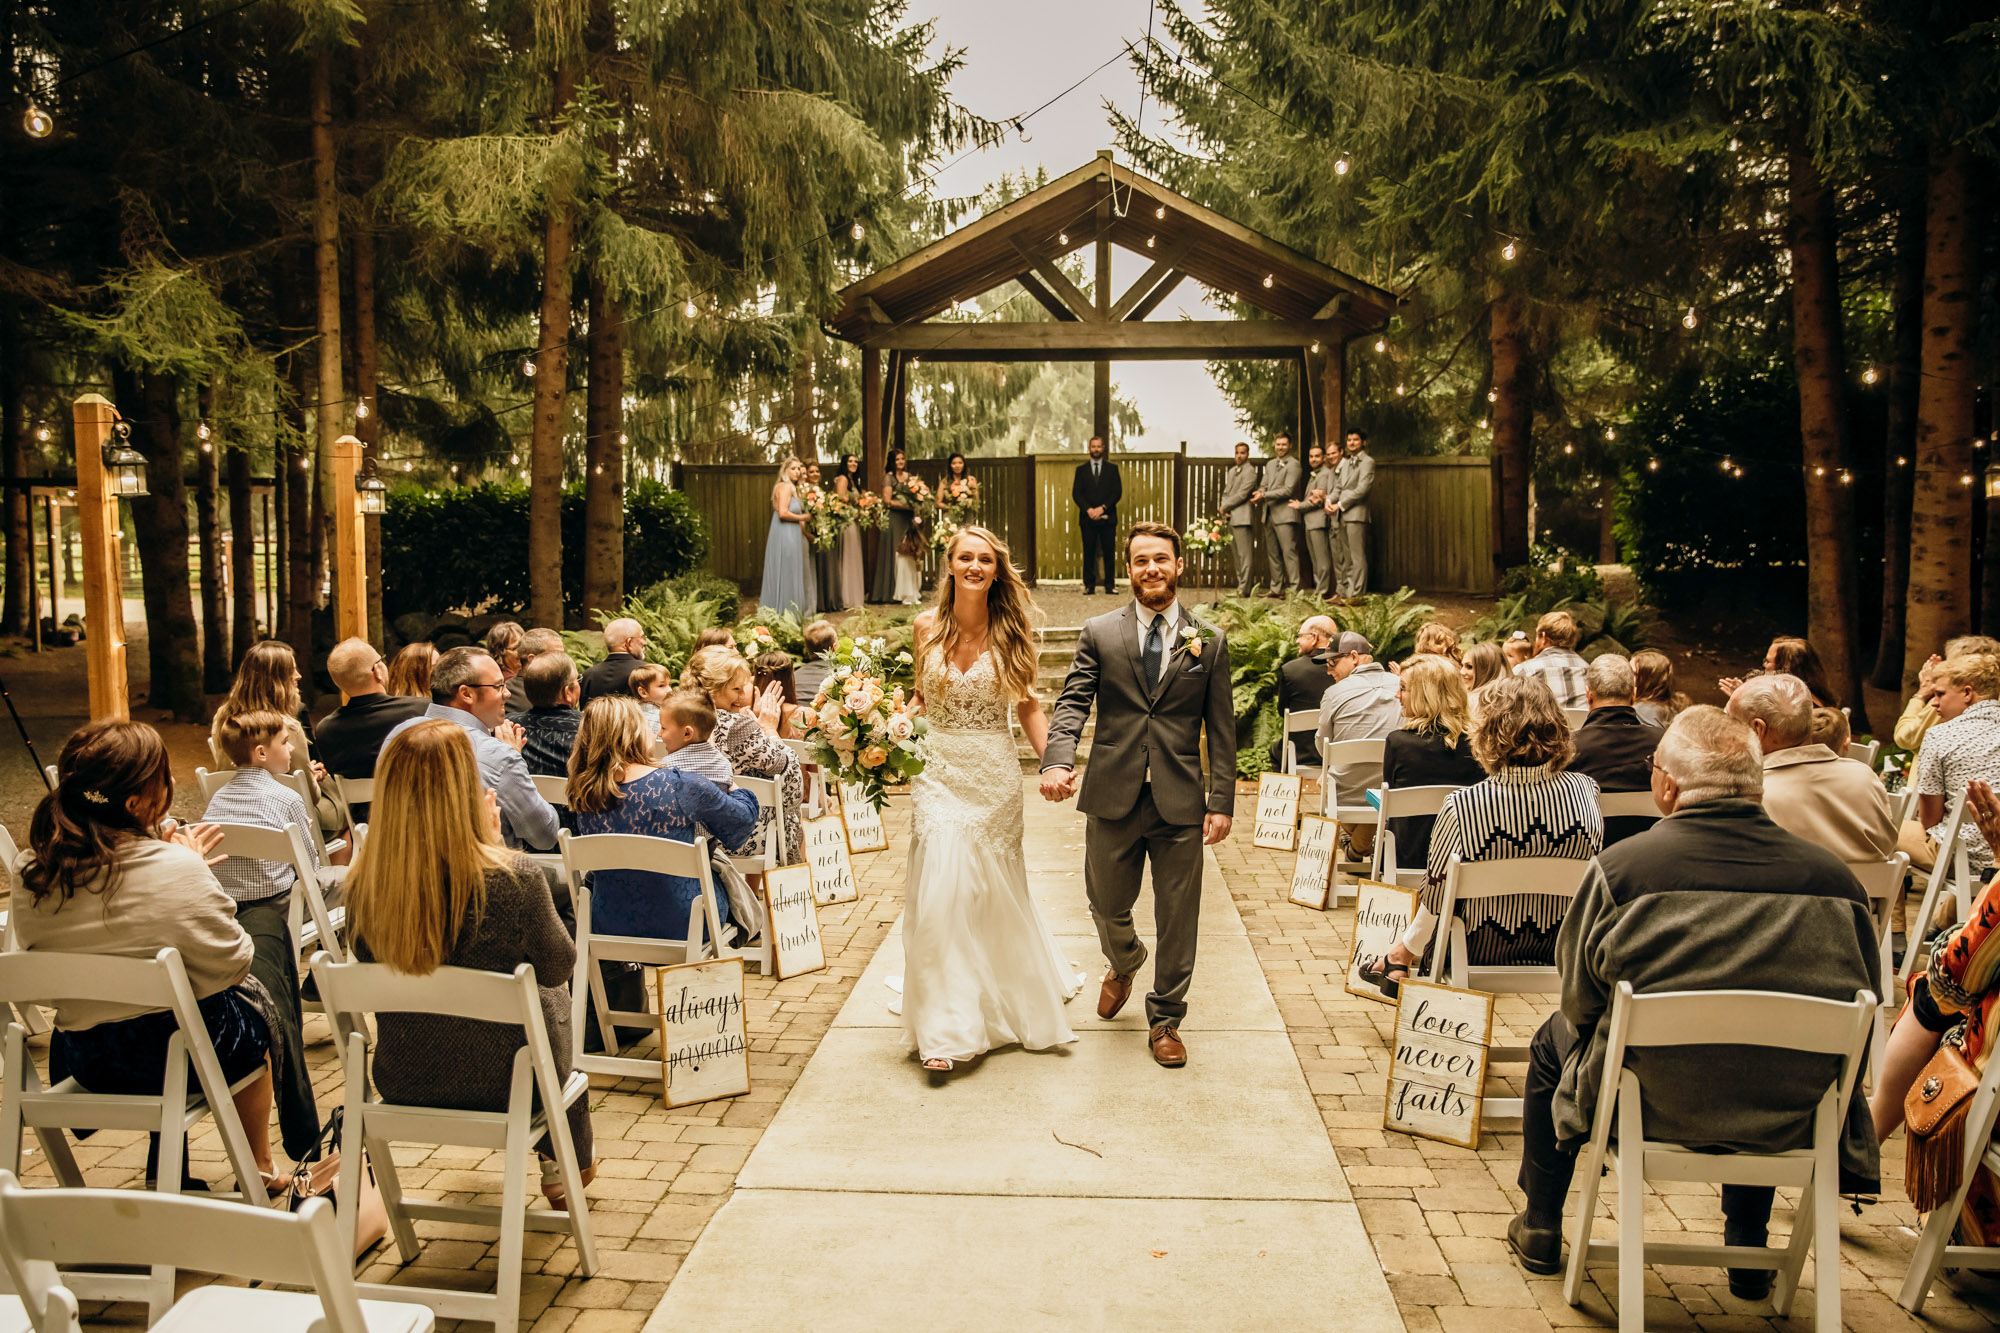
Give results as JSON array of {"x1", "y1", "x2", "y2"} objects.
[
  {"x1": 662, "y1": 570, "x2": 742, "y2": 624},
  {"x1": 1500, "y1": 545, "x2": 1604, "y2": 608}
]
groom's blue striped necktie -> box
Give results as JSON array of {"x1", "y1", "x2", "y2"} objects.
[{"x1": 1143, "y1": 612, "x2": 1164, "y2": 689}]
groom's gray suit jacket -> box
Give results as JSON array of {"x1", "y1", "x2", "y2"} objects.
[{"x1": 1042, "y1": 603, "x2": 1237, "y2": 826}]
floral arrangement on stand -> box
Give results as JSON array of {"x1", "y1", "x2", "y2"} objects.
[
  {"x1": 799, "y1": 636, "x2": 932, "y2": 810},
  {"x1": 1182, "y1": 513, "x2": 1229, "y2": 557}
]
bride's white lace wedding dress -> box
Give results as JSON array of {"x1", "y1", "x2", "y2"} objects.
[{"x1": 897, "y1": 646, "x2": 1081, "y2": 1062}]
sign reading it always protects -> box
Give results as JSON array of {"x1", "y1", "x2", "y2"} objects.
[{"x1": 1288, "y1": 814, "x2": 1339, "y2": 910}]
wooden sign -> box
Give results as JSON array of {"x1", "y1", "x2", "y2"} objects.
[
  {"x1": 803, "y1": 813, "x2": 859, "y2": 905},
  {"x1": 654, "y1": 956, "x2": 750, "y2": 1108},
  {"x1": 1288, "y1": 814, "x2": 1340, "y2": 910},
  {"x1": 1345, "y1": 879, "x2": 1421, "y2": 1003},
  {"x1": 839, "y1": 783, "x2": 889, "y2": 853},
  {"x1": 1251, "y1": 772, "x2": 1302, "y2": 850},
  {"x1": 762, "y1": 865, "x2": 826, "y2": 980},
  {"x1": 1383, "y1": 980, "x2": 1493, "y2": 1150}
]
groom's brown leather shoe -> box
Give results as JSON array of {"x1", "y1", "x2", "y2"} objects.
[
  {"x1": 1149, "y1": 1023, "x2": 1187, "y2": 1067},
  {"x1": 1098, "y1": 968, "x2": 1137, "y2": 1020}
]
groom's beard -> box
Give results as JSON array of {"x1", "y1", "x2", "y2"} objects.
[{"x1": 1131, "y1": 576, "x2": 1178, "y2": 611}]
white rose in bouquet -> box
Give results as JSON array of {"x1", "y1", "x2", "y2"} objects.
[{"x1": 886, "y1": 712, "x2": 914, "y2": 742}]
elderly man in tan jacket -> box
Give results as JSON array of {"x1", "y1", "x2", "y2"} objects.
[{"x1": 1726, "y1": 673, "x2": 1895, "y2": 863}]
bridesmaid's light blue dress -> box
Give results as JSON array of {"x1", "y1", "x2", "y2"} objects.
[{"x1": 759, "y1": 489, "x2": 817, "y2": 619}]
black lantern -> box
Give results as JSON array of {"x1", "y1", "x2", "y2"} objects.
[
  {"x1": 356, "y1": 460, "x2": 388, "y2": 515},
  {"x1": 101, "y1": 422, "x2": 148, "y2": 497}
]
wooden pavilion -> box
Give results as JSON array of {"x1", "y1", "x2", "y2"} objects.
[{"x1": 823, "y1": 151, "x2": 1400, "y2": 486}]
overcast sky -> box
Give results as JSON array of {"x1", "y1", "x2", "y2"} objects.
[{"x1": 904, "y1": 1, "x2": 1244, "y2": 455}]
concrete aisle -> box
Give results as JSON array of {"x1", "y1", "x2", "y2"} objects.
[{"x1": 644, "y1": 780, "x2": 1404, "y2": 1332}]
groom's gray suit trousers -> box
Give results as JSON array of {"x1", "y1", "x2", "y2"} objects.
[{"x1": 1084, "y1": 782, "x2": 1204, "y2": 1027}]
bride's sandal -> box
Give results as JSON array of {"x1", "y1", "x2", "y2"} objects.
[{"x1": 922, "y1": 1057, "x2": 954, "y2": 1072}]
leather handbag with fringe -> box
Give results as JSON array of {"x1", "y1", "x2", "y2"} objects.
[{"x1": 1904, "y1": 1023, "x2": 1979, "y2": 1212}]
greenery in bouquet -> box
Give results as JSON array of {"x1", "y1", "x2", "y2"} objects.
[
  {"x1": 832, "y1": 608, "x2": 919, "y2": 690},
  {"x1": 1182, "y1": 514, "x2": 1229, "y2": 557},
  {"x1": 738, "y1": 607, "x2": 806, "y2": 659},
  {"x1": 799, "y1": 640, "x2": 932, "y2": 810},
  {"x1": 802, "y1": 485, "x2": 848, "y2": 551},
  {"x1": 850, "y1": 488, "x2": 888, "y2": 531},
  {"x1": 937, "y1": 474, "x2": 980, "y2": 526}
]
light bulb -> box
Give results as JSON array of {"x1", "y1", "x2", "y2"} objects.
[
  {"x1": 618, "y1": 432, "x2": 628, "y2": 445},
  {"x1": 1979, "y1": 439, "x2": 1989, "y2": 451},
  {"x1": 1486, "y1": 390, "x2": 1498, "y2": 403},
  {"x1": 509, "y1": 453, "x2": 519, "y2": 465},
  {"x1": 450, "y1": 464, "x2": 459, "y2": 474},
  {"x1": 1564, "y1": 443, "x2": 1574, "y2": 455},
  {"x1": 1262, "y1": 274, "x2": 1274, "y2": 288},
  {"x1": 523, "y1": 359, "x2": 537, "y2": 377},
  {"x1": 830, "y1": 400, "x2": 840, "y2": 412},
  {"x1": 354, "y1": 400, "x2": 369, "y2": 419},
  {"x1": 1477, "y1": 419, "x2": 1488, "y2": 430},
  {"x1": 1154, "y1": 205, "x2": 1165, "y2": 219},
  {"x1": 1647, "y1": 458, "x2": 1659, "y2": 471},
  {"x1": 1395, "y1": 384, "x2": 1406, "y2": 396},
  {"x1": 1146, "y1": 234, "x2": 1156, "y2": 248},
  {"x1": 1682, "y1": 307, "x2": 1698, "y2": 329},
  {"x1": 1729, "y1": 138, "x2": 1741, "y2": 153},
  {"x1": 1604, "y1": 428, "x2": 1615, "y2": 441},
  {"x1": 34, "y1": 426, "x2": 49, "y2": 442},
  {"x1": 1501, "y1": 241, "x2": 1517, "y2": 261},
  {"x1": 1310, "y1": 342, "x2": 1320, "y2": 353},
  {"x1": 200, "y1": 441, "x2": 211, "y2": 453},
  {"x1": 23, "y1": 103, "x2": 52, "y2": 139},
  {"x1": 1963, "y1": 474, "x2": 1975, "y2": 486},
  {"x1": 300, "y1": 457, "x2": 309, "y2": 470},
  {"x1": 1721, "y1": 457, "x2": 1732, "y2": 472},
  {"x1": 520, "y1": 470, "x2": 529, "y2": 479},
  {"x1": 684, "y1": 299, "x2": 697, "y2": 318},
  {"x1": 1862, "y1": 367, "x2": 1878, "y2": 385},
  {"x1": 838, "y1": 356, "x2": 850, "y2": 368},
  {"x1": 402, "y1": 461, "x2": 412, "y2": 472},
  {"x1": 1058, "y1": 232, "x2": 1068, "y2": 246},
  {"x1": 1733, "y1": 467, "x2": 1743, "y2": 478},
  {"x1": 851, "y1": 221, "x2": 865, "y2": 240},
  {"x1": 195, "y1": 422, "x2": 210, "y2": 441},
  {"x1": 1898, "y1": 456, "x2": 1908, "y2": 467},
  {"x1": 1839, "y1": 471, "x2": 1852, "y2": 484},
  {"x1": 594, "y1": 465, "x2": 603, "y2": 475},
  {"x1": 1335, "y1": 156, "x2": 1349, "y2": 176},
  {"x1": 1814, "y1": 466, "x2": 1825, "y2": 476}
]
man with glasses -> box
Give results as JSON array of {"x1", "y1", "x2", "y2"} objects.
[
  {"x1": 580, "y1": 617, "x2": 649, "y2": 705},
  {"x1": 385, "y1": 645, "x2": 560, "y2": 852},
  {"x1": 316, "y1": 637, "x2": 431, "y2": 822}
]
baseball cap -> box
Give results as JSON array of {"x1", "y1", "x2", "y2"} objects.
[{"x1": 1335, "y1": 631, "x2": 1373, "y2": 655}]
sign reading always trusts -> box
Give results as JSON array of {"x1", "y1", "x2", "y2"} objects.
[
  {"x1": 655, "y1": 956, "x2": 750, "y2": 1108},
  {"x1": 1383, "y1": 980, "x2": 1493, "y2": 1151},
  {"x1": 1251, "y1": 772, "x2": 1302, "y2": 850},
  {"x1": 763, "y1": 864, "x2": 826, "y2": 981},
  {"x1": 838, "y1": 784, "x2": 889, "y2": 854},
  {"x1": 803, "y1": 813, "x2": 858, "y2": 906},
  {"x1": 1288, "y1": 814, "x2": 1340, "y2": 910}
]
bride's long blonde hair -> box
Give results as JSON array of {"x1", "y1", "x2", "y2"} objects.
[{"x1": 915, "y1": 525, "x2": 1041, "y2": 703}]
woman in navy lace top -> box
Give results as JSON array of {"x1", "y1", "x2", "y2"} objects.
[{"x1": 567, "y1": 697, "x2": 760, "y2": 941}]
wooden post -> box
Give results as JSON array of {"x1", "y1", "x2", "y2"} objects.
[
  {"x1": 330, "y1": 433, "x2": 366, "y2": 642},
  {"x1": 861, "y1": 345, "x2": 883, "y2": 491},
  {"x1": 72, "y1": 394, "x2": 129, "y2": 722},
  {"x1": 43, "y1": 492, "x2": 57, "y2": 632},
  {"x1": 1324, "y1": 340, "x2": 1347, "y2": 451},
  {"x1": 1093, "y1": 179, "x2": 1112, "y2": 444},
  {"x1": 261, "y1": 488, "x2": 275, "y2": 637},
  {"x1": 891, "y1": 354, "x2": 908, "y2": 457}
]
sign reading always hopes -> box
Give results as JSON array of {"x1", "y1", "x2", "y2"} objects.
[
  {"x1": 1384, "y1": 980, "x2": 1493, "y2": 1151},
  {"x1": 655, "y1": 956, "x2": 750, "y2": 1108},
  {"x1": 1345, "y1": 879, "x2": 1421, "y2": 1003},
  {"x1": 803, "y1": 813, "x2": 858, "y2": 906},
  {"x1": 839, "y1": 783, "x2": 889, "y2": 853},
  {"x1": 1251, "y1": 771, "x2": 1302, "y2": 850},
  {"x1": 1288, "y1": 814, "x2": 1340, "y2": 911},
  {"x1": 763, "y1": 864, "x2": 826, "y2": 981}
]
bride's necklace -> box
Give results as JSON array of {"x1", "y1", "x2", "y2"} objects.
[{"x1": 949, "y1": 617, "x2": 989, "y2": 674}]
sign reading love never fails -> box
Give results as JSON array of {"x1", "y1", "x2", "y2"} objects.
[{"x1": 1383, "y1": 979, "x2": 1494, "y2": 1151}]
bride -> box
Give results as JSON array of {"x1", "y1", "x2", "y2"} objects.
[{"x1": 900, "y1": 525, "x2": 1081, "y2": 1072}]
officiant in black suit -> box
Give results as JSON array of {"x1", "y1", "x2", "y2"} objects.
[{"x1": 1072, "y1": 435, "x2": 1122, "y2": 595}]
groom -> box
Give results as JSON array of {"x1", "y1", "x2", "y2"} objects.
[{"x1": 1040, "y1": 521, "x2": 1236, "y2": 1068}]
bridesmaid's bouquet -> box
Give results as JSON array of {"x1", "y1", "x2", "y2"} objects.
[
  {"x1": 802, "y1": 486, "x2": 848, "y2": 551},
  {"x1": 1183, "y1": 513, "x2": 1229, "y2": 557},
  {"x1": 939, "y1": 474, "x2": 980, "y2": 525},
  {"x1": 851, "y1": 489, "x2": 888, "y2": 531},
  {"x1": 799, "y1": 638, "x2": 931, "y2": 810}
]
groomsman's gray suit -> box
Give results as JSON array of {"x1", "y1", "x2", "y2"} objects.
[
  {"x1": 1333, "y1": 447, "x2": 1377, "y2": 599},
  {"x1": 1043, "y1": 601, "x2": 1237, "y2": 1026},
  {"x1": 1259, "y1": 454, "x2": 1303, "y2": 592},
  {"x1": 1301, "y1": 460, "x2": 1339, "y2": 598},
  {"x1": 1216, "y1": 460, "x2": 1262, "y2": 596}
]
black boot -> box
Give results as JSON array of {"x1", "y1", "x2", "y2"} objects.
[{"x1": 1508, "y1": 1211, "x2": 1563, "y2": 1276}]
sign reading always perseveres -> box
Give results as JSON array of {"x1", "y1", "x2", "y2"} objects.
[
  {"x1": 839, "y1": 783, "x2": 889, "y2": 853},
  {"x1": 763, "y1": 864, "x2": 826, "y2": 981},
  {"x1": 1288, "y1": 814, "x2": 1339, "y2": 910},
  {"x1": 655, "y1": 956, "x2": 750, "y2": 1108},
  {"x1": 803, "y1": 813, "x2": 859, "y2": 905},
  {"x1": 1383, "y1": 980, "x2": 1493, "y2": 1151},
  {"x1": 1251, "y1": 771, "x2": 1302, "y2": 850},
  {"x1": 1345, "y1": 879, "x2": 1421, "y2": 1003}
]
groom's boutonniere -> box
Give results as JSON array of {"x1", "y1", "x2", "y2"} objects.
[{"x1": 1176, "y1": 621, "x2": 1210, "y2": 659}]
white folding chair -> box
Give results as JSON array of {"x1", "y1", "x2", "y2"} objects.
[
  {"x1": 560, "y1": 829, "x2": 728, "y2": 1084},
  {"x1": 1595, "y1": 790, "x2": 1663, "y2": 824},
  {"x1": 1562, "y1": 981, "x2": 1876, "y2": 1333},
  {"x1": 206, "y1": 821, "x2": 346, "y2": 984},
  {"x1": 1897, "y1": 1034, "x2": 2000, "y2": 1311},
  {"x1": 1899, "y1": 786, "x2": 1973, "y2": 992},
  {"x1": 206, "y1": 736, "x2": 225, "y2": 767},
  {"x1": 1846, "y1": 853, "x2": 1909, "y2": 1079},
  {"x1": 193, "y1": 765, "x2": 233, "y2": 802},
  {"x1": 1426, "y1": 854, "x2": 1595, "y2": 1123},
  {"x1": 1563, "y1": 706, "x2": 1588, "y2": 731},
  {"x1": 0, "y1": 1171, "x2": 432, "y2": 1332},
  {"x1": 0, "y1": 948, "x2": 277, "y2": 1321},
  {"x1": 782, "y1": 739, "x2": 827, "y2": 816},
  {"x1": 331, "y1": 774, "x2": 374, "y2": 830},
  {"x1": 1852, "y1": 738, "x2": 1881, "y2": 770},
  {"x1": 309, "y1": 954, "x2": 597, "y2": 1331},
  {"x1": 41, "y1": 767, "x2": 55, "y2": 790},
  {"x1": 1280, "y1": 709, "x2": 1324, "y2": 781},
  {"x1": 1888, "y1": 785, "x2": 1919, "y2": 831},
  {"x1": 532, "y1": 774, "x2": 569, "y2": 808},
  {"x1": 0, "y1": 827, "x2": 48, "y2": 1041},
  {"x1": 1368, "y1": 785, "x2": 1460, "y2": 887},
  {"x1": 1316, "y1": 738, "x2": 1385, "y2": 901}
]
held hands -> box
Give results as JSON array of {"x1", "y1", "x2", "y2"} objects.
[
  {"x1": 1039, "y1": 766, "x2": 1079, "y2": 803},
  {"x1": 1249, "y1": 489, "x2": 1264, "y2": 502},
  {"x1": 1086, "y1": 505, "x2": 1106, "y2": 520},
  {"x1": 168, "y1": 821, "x2": 228, "y2": 866},
  {"x1": 1286, "y1": 499, "x2": 1302, "y2": 509},
  {"x1": 494, "y1": 719, "x2": 528, "y2": 751},
  {"x1": 1202, "y1": 813, "x2": 1232, "y2": 846}
]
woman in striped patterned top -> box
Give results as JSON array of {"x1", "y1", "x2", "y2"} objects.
[{"x1": 1359, "y1": 676, "x2": 1602, "y2": 994}]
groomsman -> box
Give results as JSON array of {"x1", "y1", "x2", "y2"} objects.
[
  {"x1": 1253, "y1": 432, "x2": 1303, "y2": 594},
  {"x1": 1072, "y1": 435, "x2": 1122, "y2": 595},
  {"x1": 1217, "y1": 441, "x2": 1261, "y2": 596},
  {"x1": 1298, "y1": 442, "x2": 1339, "y2": 598},
  {"x1": 1330, "y1": 428, "x2": 1376, "y2": 600}
]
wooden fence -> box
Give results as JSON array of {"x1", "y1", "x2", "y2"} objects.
[{"x1": 678, "y1": 451, "x2": 1498, "y2": 597}]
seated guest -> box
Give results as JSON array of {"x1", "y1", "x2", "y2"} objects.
[
  {"x1": 1269, "y1": 615, "x2": 1336, "y2": 771},
  {"x1": 1630, "y1": 648, "x2": 1688, "y2": 728},
  {"x1": 516, "y1": 651, "x2": 584, "y2": 778},
  {"x1": 1894, "y1": 635, "x2": 2000, "y2": 753},
  {"x1": 566, "y1": 697, "x2": 760, "y2": 941},
  {"x1": 200, "y1": 710, "x2": 339, "y2": 1162},
  {"x1": 347, "y1": 719, "x2": 596, "y2": 1206},
  {"x1": 1810, "y1": 706, "x2": 1852, "y2": 758},
  {"x1": 628, "y1": 663, "x2": 673, "y2": 745},
  {"x1": 695, "y1": 627, "x2": 735, "y2": 651},
  {"x1": 1728, "y1": 674, "x2": 1895, "y2": 864},
  {"x1": 1312, "y1": 631, "x2": 1403, "y2": 857},
  {"x1": 752, "y1": 651, "x2": 802, "y2": 737},
  {"x1": 1461, "y1": 641, "x2": 1509, "y2": 722},
  {"x1": 1511, "y1": 611, "x2": 1590, "y2": 708},
  {"x1": 794, "y1": 619, "x2": 840, "y2": 703},
  {"x1": 1380, "y1": 657, "x2": 1483, "y2": 871},
  {"x1": 315, "y1": 638, "x2": 429, "y2": 820},
  {"x1": 1502, "y1": 630, "x2": 1533, "y2": 670},
  {"x1": 1506, "y1": 706, "x2": 1879, "y2": 1297},
  {"x1": 1899, "y1": 652, "x2": 2000, "y2": 875},
  {"x1": 385, "y1": 647, "x2": 560, "y2": 852},
  {"x1": 684, "y1": 646, "x2": 805, "y2": 864},
  {"x1": 13, "y1": 720, "x2": 284, "y2": 1192},
  {"x1": 1719, "y1": 634, "x2": 1838, "y2": 706},
  {"x1": 659, "y1": 688, "x2": 734, "y2": 784},
  {"x1": 1410, "y1": 620, "x2": 1459, "y2": 663},
  {"x1": 386, "y1": 641, "x2": 438, "y2": 698},
  {"x1": 1358, "y1": 677, "x2": 1602, "y2": 994},
  {"x1": 210, "y1": 640, "x2": 338, "y2": 831},
  {"x1": 578, "y1": 618, "x2": 648, "y2": 705},
  {"x1": 1568, "y1": 654, "x2": 1664, "y2": 846},
  {"x1": 487, "y1": 621, "x2": 528, "y2": 713}
]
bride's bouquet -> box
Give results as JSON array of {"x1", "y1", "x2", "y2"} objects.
[{"x1": 799, "y1": 638, "x2": 932, "y2": 810}]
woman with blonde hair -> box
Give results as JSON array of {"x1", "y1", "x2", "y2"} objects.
[
  {"x1": 1380, "y1": 656, "x2": 1485, "y2": 871},
  {"x1": 347, "y1": 719, "x2": 595, "y2": 1204},
  {"x1": 567, "y1": 697, "x2": 760, "y2": 941},
  {"x1": 684, "y1": 645, "x2": 805, "y2": 863},
  {"x1": 1411, "y1": 621, "x2": 1459, "y2": 662},
  {"x1": 209, "y1": 639, "x2": 336, "y2": 829},
  {"x1": 900, "y1": 525, "x2": 1081, "y2": 1071},
  {"x1": 757, "y1": 455, "x2": 816, "y2": 619},
  {"x1": 386, "y1": 641, "x2": 438, "y2": 697}
]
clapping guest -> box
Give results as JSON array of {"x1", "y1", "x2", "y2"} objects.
[
  {"x1": 515, "y1": 651, "x2": 584, "y2": 778},
  {"x1": 1719, "y1": 635, "x2": 1838, "y2": 707},
  {"x1": 384, "y1": 647, "x2": 560, "y2": 853},
  {"x1": 13, "y1": 721, "x2": 284, "y2": 1193},
  {"x1": 1895, "y1": 635, "x2": 2000, "y2": 752},
  {"x1": 752, "y1": 651, "x2": 802, "y2": 738},
  {"x1": 1630, "y1": 648, "x2": 1688, "y2": 727},
  {"x1": 684, "y1": 645, "x2": 805, "y2": 864},
  {"x1": 1899, "y1": 652, "x2": 2000, "y2": 875},
  {"x1": 386, "y1": 641, "x2": 438, "y2": 698},
  {"x1": 210, "y1": 641, "x2": 338, "y2": 833},
  {"x1": 347, "y1": 719, "x2": 596, "y2": 1207},
  {"x1": 1380, "y1": 657, "x2": 1484, "y2": 869}
]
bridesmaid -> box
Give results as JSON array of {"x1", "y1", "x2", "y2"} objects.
[
  {"x1": 759, "y1": 456, "x2": 817, "y2": 619},
  {"x1": 804, "y1": 460, "x2": 838, "y2": 612},
  {"x1": 832, "y1": 453, "x2": 868, "y2": 610},
  {"x1": 870, "y1": 447, "x2": 917, "y2": 604}
]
